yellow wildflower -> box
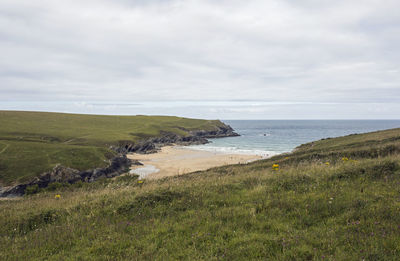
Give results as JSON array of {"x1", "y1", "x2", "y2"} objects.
[
  {"x1": 342, "y1": 157, "x2": 349, "y2": 161},
  {"x1": 272, "y1": 164, "x2": 279, "y2": 171},
  {"x1": 137, "y1": 180, "x2": 144, "y2": 184},
  {"x1": 325, "y1": 162, "x2": 330, "y2": 166},
  {"x1": 55, "y1": 194, "x2": 61, "y2": 199}
]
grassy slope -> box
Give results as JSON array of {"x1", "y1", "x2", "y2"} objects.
[
  {"x1": 1, "y1": 128, "x2": 400, "y2": 260},
  {"x1": 0, "y1": 111, "x2": 226, "y2": 185}
]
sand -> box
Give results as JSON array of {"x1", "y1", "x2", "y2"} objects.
[{"x1": 127, "y1": 146, "x2": 263, "y2": 179}]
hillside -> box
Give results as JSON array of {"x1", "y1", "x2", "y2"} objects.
[
  {"x1": 0, "y1": 111, "x2": 235, "y2": 186},
  {"x1": 1, "y1": 127, "x2": 399, "y2": 260}
]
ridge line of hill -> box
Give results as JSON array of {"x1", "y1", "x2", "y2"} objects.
[{"x1": 0, "y1": 112, "x2": 239, "y2": 196}]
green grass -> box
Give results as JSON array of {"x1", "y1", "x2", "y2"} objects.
[
  {"x1": 0, "y1": 111, "x2": 226, "y2": 185},
  {"x1": 0, "y1": 141, "x2": 113, "y2": 184},
  {"x1": 1, "y1": 128, "x2": 400, "y2": 260}
]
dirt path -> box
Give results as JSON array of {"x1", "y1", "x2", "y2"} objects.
[
  {"x1": 63, "y1": 134, "x2": 92, "y2": 144},
  {"x1": 0, "y1": 142, "x2": 9, "y2": 154}
]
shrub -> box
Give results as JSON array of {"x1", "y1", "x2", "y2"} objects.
[
  {"x1": 15, "y1": 209, "x2": 66, "y2": 234},
  {"x1": 46, "y1": 182, "x2": 70, "y2": 191},
  {"x1": 25, "y1": 184, "x2": 40, "y2": 195}
]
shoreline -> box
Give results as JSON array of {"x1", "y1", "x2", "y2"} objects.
[
  {"x1": 127, "y1": 146, "x2": 264, "y2": 179},
  {"x1": 0, "y1": 122, "x2": 239, "y2": 197}
]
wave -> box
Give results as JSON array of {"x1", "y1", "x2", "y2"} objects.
[{"x1": 182, "y1": 145, "x2": 279, "y2": 158}]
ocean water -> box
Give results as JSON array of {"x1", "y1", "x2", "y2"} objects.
[{"x1": 187, "y1": 120, "x2": 400, "y2": 157}]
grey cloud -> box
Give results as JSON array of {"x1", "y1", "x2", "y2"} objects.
[
  {"x1": 1, "y1": 101, "x2": 399, "y2": 120},
  {"x1": 0, "y1": 0, "x2": 399, "y2": 118}
]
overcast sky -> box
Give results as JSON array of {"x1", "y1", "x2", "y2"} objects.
[{"x1": 1, "y1": 0, "x2": 399, "y2": 119}]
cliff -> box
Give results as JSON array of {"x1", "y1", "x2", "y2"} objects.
[
  {"x1": 0, "y1": 122, "x2": 239, "y2": 197},
  {"x1": 116, "y1": 123, "x2": 239, "y2": 154}
]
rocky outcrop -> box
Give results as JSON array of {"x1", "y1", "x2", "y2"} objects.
[
  {"x1": 189, "y1": 124, "x2": 239, "y2": 138},
  {"x1": 0, "y1": 155, "x2": 142, "y2": 197},
  {"x1": 116, "y1": 133, "x2": 207, "y2": 154},
  {"x1": 0, "y1": 122, "x2": 239, "y2": 197},
  {"x1": 116, "y1": 123, "x2": 239, "y2": 154}
]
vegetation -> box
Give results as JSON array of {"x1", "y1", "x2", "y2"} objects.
[
  {"x1": 0, "y1": 111, "x2": 226, "y2": 185},
  {"x1": 1, "y1": 127, "x2": 400, "y2": 260}
]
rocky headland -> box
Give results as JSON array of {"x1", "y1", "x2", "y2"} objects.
[
  {"x1": 115, "y1": 124, "x2": 239, "y2": 154},
  {"x1": 0, "y1": 123, "x2": 239, "y2": 197}
]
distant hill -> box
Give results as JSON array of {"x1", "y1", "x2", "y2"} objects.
[{"x1": 0, "y1": 111, "x2": 233, "y2": 185}]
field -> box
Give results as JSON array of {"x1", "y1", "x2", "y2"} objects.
[
  {"x1": 0, "y1": 111, "x2": 225, "y2": 185},
  {"x1": 1, "y1": 127, "x2": 400, "y2": 260}
]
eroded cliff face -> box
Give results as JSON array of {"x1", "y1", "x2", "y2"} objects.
[
  {"x1": 0, "y1": 123, "x2": 239, "y2": 197},
  {"x1": 116, "y1": 123, "x2": 239, "y2": 154},
  {"x1": 0, "y1": 155, "x2": 141, "y2": 197},
  {"x1": 189, "y1": 124, "x2": 239, "y2": 138}
]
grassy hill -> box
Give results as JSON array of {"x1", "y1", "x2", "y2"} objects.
[
  {"x1": 0, "y1": 111, "x2": 227, "y2": 185},
  {"x1": 1, "y1": 127, "x2": 399, "y2": 260}
]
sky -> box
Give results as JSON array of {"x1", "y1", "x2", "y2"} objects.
[{"x1": 1, "y1": 0, "x2": 399, "y2": 119}]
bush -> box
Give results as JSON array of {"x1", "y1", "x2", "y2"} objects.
[
  {"x1": 329, "y1": 160, "x2": 398, "y2": 181},
  {"x1": 46, "y1": 182, "x2": 70, "y2": 191},
  {"x1": 25, "y1": 184, "x2": 40, "y2": 195},
  {"x1": 17, "y1": 209, "x2": 65, "y2": 233}
]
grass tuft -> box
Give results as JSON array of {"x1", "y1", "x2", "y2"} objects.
[{"x1": 1, "y1": 123, "x2": 400, "y2": 259}]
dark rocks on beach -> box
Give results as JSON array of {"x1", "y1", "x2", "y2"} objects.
[
  {"x1": 0, "y1": 122, "x2": 238, "y2": 197},
  {"x1": 0, "y1": 155, "x2": 142, "y2": 197}
]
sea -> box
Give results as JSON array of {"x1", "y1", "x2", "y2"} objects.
[{"x1": 187, "y1": 120, "x2": 400, "y2": 157}]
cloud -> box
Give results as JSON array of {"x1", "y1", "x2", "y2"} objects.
[{"x1": 0, "y1": 0, "x2": 399, "y2": 118}]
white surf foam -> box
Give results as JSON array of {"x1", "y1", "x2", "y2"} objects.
[
  {"x1": 130, "y1": 165, "x2": 160, "y2": 179},
  {"x1": 182, "y1": 145, "x2": 278, "y2": 158}
]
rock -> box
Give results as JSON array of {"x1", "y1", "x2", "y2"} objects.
[
  {"x1": 0, "y1": 154, "x2": 136, "y2": 197},
  {"x1": 116, "y1": 123, "x2": 239, "y2": 154},
  {"x1": 0, "y1": 184, "x2": 27, "y2": 197},
  {"x1": 189, "y1": 124, "x2": 239, "y2": 138},
  {"x1": 0, "y1": 122, "x2": 238, "y2": 197}
]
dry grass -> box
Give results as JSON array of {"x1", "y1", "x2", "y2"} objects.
[{"x1": 1, "y1": 128, "x2": 400, "y2": 260}]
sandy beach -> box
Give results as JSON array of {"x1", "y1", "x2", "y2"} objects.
[{"x1": 127, "y1": 146, "x2": 263, "y2": 179}]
